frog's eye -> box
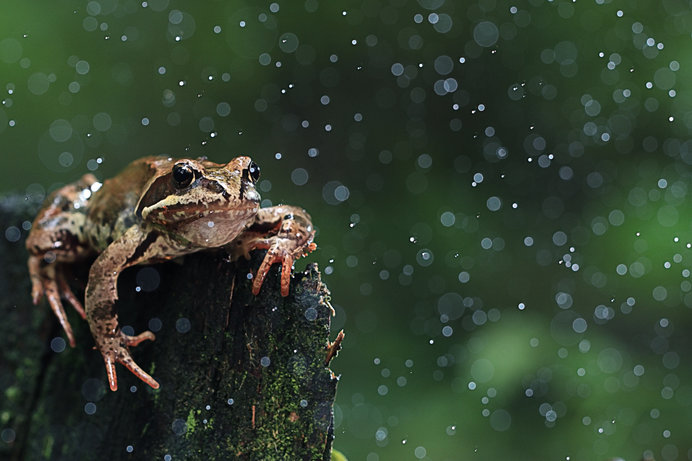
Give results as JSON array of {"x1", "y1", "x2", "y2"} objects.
[
  {"x1": 248, "y1": 161, "x2": 260, "y2": 183},
  {"x1": 172, "y1": 163, "x2": 194, "y2": 188}
]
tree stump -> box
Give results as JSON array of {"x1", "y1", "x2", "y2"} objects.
[{"x1": 0, "y1": 194, "x2": 342, "y2": 460}]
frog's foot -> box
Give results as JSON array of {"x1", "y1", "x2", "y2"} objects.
[
  {"x1": 100, "y1": 330, "x2": 158, "y2": 391},
  {"x1": 251, "y1": 238, "x2": 317, "y2": 297},
  {"x1": 28, "y1": 256, "x2": 86, "y2": 347}
]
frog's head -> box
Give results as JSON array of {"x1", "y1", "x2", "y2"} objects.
[{"x1": 136, "y1": 156, "x2": 261, "y2": 247}]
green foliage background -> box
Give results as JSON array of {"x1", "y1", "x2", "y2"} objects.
[{"x1": 2, "y1": 0, "x2": 692, "y2": 460}]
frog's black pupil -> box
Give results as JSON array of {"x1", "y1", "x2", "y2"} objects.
[
  {"x1": 173, "y1": 164, "x2": 193, "y2": 187},
  {"x1": 248, "y1": 162, "x2": 260, "y2": 183}
]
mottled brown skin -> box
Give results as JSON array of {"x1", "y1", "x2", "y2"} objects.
[{"x1": 26, "y1": 156, "x2": 316, "y2": 391}]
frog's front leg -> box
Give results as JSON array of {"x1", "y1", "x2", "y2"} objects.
[
  {"x1": 233, "y1": 205, "x2": 316, "y2": 296},
  {"x1": 86, "y1": 226, "x2": 164, "y2": 391}
]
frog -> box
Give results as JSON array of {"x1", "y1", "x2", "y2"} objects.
[{"x1": 26, "y1": 155, "x2": 316, "y2": 391}]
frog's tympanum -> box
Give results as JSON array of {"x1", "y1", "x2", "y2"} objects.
[{"x1": 26, "y1": 156, "x2": 316, "y2": 391}]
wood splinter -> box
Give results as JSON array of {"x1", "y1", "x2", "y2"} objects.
[{"x1": 325, "y1": 330, "x2": 345, "y2": 365}]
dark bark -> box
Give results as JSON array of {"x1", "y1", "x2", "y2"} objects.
[{"x1": 0, "y1": 194, "x2": 341, "y2": 460}]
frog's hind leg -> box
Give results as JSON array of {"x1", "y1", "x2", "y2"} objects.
[
  {"x1": 29, "y1": 256, "x2": 78, "y2": 347},
  {"x1": 29, "y1": 256, "x2": 87, "y2": 347}
]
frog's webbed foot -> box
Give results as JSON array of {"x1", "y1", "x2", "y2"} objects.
[
  {"x1": 100, "y1": 330, "x2": 158, "y2": 391},
  {"x1": 28, "y1": 256, "x2": 86, "y2": 347},
  {"x1": 251, "y1": 233, "x2": 317, "y2": 297}
]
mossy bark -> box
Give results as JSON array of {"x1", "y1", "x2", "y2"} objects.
[{"x1": 0, "y1": 195, "x2": 341, "y2": 460}]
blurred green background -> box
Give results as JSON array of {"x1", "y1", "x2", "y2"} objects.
[{"x1": 3, "y1": 0, "x2": 692, "y2": 459}]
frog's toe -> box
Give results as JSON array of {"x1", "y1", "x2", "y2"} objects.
[
  {"x1": 252, "y1": 248, "x2": 282, "y2": 295},
  {"x1": 28, "y1": 256, "x2": 44, "y2": 304},
  {"x1": 57, "y1": 273, "x2": 86, "y2": 319},
  {"x1": 30, "y1": 281, "x2": 43, "y2": 305},
  {"x1": 105, "y1": 355, "x2": 119, "y2": 391},
  {"x1": 279, "y1": 254, "x2": 292, "y2": 297},
  {"x1": 118, "y1": 353, "x2": 160, "y2": 390},
  {"x1": 43, "y1": 277, "x2": 77, "y2": 347},
  {"x1": 123, "y1": 330, "x2": 156, "y2": 347}
]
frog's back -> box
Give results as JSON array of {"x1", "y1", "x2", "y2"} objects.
[
  {"x1": 85, "y1": 157, "x2": 162, "y2": 250},
  {"x1": 25, "y1": 173, "x2": 100, "y2": 259}
]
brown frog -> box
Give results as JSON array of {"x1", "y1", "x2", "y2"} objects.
[{"x1": 26, "y1": 156, "x2": 316, "y2": 391}]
